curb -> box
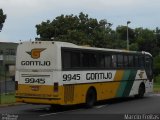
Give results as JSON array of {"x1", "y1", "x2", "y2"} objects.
[{"x1": 0, "y1": 103, "x2": 25, "y2": 108}]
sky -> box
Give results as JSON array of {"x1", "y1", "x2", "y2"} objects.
[{"x1": 0, "y1": 0, "x2": 160, "y2": 43}]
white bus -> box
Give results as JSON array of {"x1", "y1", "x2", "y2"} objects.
[{"x1": 15, "y1": 41, "x2": 153, "y2": 108}]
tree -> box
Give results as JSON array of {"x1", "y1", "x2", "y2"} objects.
[
  {"x1": 134, "y1": 28, "x2": 156, "y2": 56},
  {"x1": 153, "y1": 55, "x2": 160, "y2": 76},
  {"x1": 116, "y1": 25, "x2": 135, "y2": 42},
  {"x1": 0, "y1": 9, "x2": 7, "y2": 32},
  {"x1": 36, "y1": 12, "x2": 112, "y2": 48}
]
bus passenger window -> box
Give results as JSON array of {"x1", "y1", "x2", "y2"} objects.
[
  {"x1": 117, "y1": 54, "x2": 123, "y2": 68},
  {"x1": 99, "y1": 54, "x2": 105, "y2": 68},
  {"x1": 139, "y1": 56, "x2": 145, "y2": 67},
  {"x1": 82, "y1": 53, "x2": 89, "y2": 67},
  {"x1": 105, "y1": 55, "x2": 111, "y2": 68},
  {"x1": 124, "y1": 55, "x2": 128, "y2": 67},
  {"x1": 145, "y1": 55, "x2": 153, "y2": 80},
  {"x1": 112, "y1": 55, "x2": 117, "y2": 68},
  {"x1": 82, "y1": 52, "x2": 97, "y2": 68},
  {"x1": 134, "y1": 56, "x2": 139, "y2": 67},
  {"x1": 62, "y1": 51, "x2": 71, "y2": 69},
  {"x1": 89, "y1": 53, "x2": 97, "y2": 67},
  {"x1": 128, "y1": 55, "x2": 133, "y2": 67},
  {"x1": 71, "y1": 52, "x2": 80, "y2": 68}
]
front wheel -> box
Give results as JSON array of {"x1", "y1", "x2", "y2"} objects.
[
  {"x1": 135, "y1": 84, "x2": 145, "y2": 98},
  {"x1": 85, "y1": 88, "x2": 97, "y2": 108}
]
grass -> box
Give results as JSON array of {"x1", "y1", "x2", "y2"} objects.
[
  {"x1": 0, "y1": 93, "x2": 16, "y2": 104},
  {"x1": 153, "y1": 83, "x2": 160, "y2": 93}
]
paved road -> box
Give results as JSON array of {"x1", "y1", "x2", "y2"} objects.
[{"x1": 0, "y1": 94, "x2": 160, "y2": 120}]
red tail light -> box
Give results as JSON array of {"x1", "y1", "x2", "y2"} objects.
[
  {"x1": 15, "y1": 81, "x2": 18, "y2": 90},
  {"x1": 54, "y1": 82, "x2": 58, "y2": 92}
]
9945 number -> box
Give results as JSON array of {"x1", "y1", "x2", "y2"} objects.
[
  {"x1": 63, "y1": 74, "x2": 80, "y2": 81},
  {"x1": 25, "y1": 78, "x2": 45, "y2": 84}
]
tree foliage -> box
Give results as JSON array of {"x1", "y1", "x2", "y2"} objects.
[
  {"x1": 0, "y1": 9, "x2": 7, "y2": 32},
  {"x1": 154, "y1": 56, "x2": 160, "y2": 76},
  {"x1": 36, "y1": 12, "x2": 112, "y2": 47},
  {"x1": 36, "y1": 12, "x2": 160, "y2": 76}
]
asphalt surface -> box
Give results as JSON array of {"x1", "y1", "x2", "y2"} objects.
[{"x1": 0, "y1": 94, "x2": 160, "y2": 120}]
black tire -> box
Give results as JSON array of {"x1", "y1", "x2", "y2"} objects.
[
  {"x1": 135, "y1": 84, "x2": 145, "y2": 98},
  {"x1": 85, "y1": 88, "x2": 96, "y2": 108},
  {"x1": 50, "y1": 105, "x2": 62, "y2": 111}
]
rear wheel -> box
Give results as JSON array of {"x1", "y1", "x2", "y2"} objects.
[
  {"x1": 50, "y1": 105, "x2": 62, "y2": 111},
  {"x1": 85, "y1": 88, "x2": 97, "y2": 108}
]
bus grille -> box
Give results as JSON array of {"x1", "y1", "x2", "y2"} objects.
[{"x1": 64, "y1": 85, "x2": 74, "y2": 103}]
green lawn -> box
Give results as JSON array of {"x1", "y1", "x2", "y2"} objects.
[
  {"x1": 154, "y1": 83, "x2": 160, "y2": 93},
  {"x1": 0, "y1": 93, "x2": 16, "y2": 104}
]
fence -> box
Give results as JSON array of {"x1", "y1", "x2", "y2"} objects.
[{"x1": 0, "y1": 69, "x2": 16, "y2": 104}]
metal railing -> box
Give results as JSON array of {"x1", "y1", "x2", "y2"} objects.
[{"x1": 0, "y1": 69, "x2": 15, "y2": 94}]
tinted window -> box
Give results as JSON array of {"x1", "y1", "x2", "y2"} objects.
[
  {"x1": 82, "y1": 52, "x2": 97, "y2": 68},
  {"x1": 99, "y1": 54, "x2": 105, "y2": 68},
  {"x1": 139, "y1": 55, "x2": 144, "y2": 67},
  {"x1": 62, "y1": 51, "x2": 71, "y2": 68},
  {"x1": 124, "y1": 55, "x2": 128, "y2": 67},
  {"x1": 134, "y1": 56, "x2": 139, "y2": 67},
  {"x1": 112, "y1": 55, "x2": 117, "y2": 68},
  {"x1": 117, "y1": 54, "x2": 123, "y2": 68},
  {"x1": 105, "y1": 55, "x2": 112, "y2": 68},
  {"x1": 128, "y1": 55, "x2": 133, "y2": 67},
  {"x1": 71, "y1": 52, "x2": 80, "y2": 68}
]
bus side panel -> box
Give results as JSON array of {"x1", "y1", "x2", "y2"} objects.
[
  {"x1": 129, "y1": 70, "x2": 153, "y2": 96},
  {"x1": 62, "y1": 70, "x2": 127, "y2": 105}
]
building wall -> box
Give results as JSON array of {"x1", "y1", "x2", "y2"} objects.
[{"x1": 0, "y1": 42, "x2": 18, "y2": 80}]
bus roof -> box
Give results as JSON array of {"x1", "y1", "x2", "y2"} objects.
[{"x1": 19, "y1": 41, "x2": 151, "y2": 56}]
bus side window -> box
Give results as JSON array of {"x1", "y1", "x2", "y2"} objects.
[
  {"x1": 139, "y1": 55, "x2": 145, "y2": 67},
  {"x1": 82, "y1": 53, "x2": 89, "y2": 67},
  {"x1": 124, "y1": 55, "x2": 128, "y2": 68},
  {"x1": 82, "y1": 52, "x2": 97, "y2": 68},
  {"x1": 134, "y1": 56, "x2": 139, "y2": 68},
  {"x1": 128, "y1": 55, "x2": 133, "y2": 67},
  {"x1": 145, "y1": 55, "x2": 153, "y2": 80},
  {"x1": 105, "y1": 54, "x2": 112, "y2": 68},
  {"x1": 62, "y1": 51, "x2": 71, "y2": 69},
  {"x1": 89, "y1": 53, "x2": 97, "y2": 67},
  {"x1": 117, "y1": 54, "x2": 123, "y2": 68},
  {"x1": 99, "y1": 54, "x2": 105, "y2": 68},
  {"x1": 112, "y1": 55, "x2": 117, "y2": 68},
  {"x1": 71, "y1": 52, "x2": 80, "y2": 68}
]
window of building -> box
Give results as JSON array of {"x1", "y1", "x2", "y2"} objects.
[
  {"x1": 0, "y1": 61, "x2": 3, "y2": 66},
  {"x1": 5, "y1": 49, "x2": 16, "y2": 55},
  {"x1": 0, "y1": 50, "x2": 3, "y2": 54}
]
